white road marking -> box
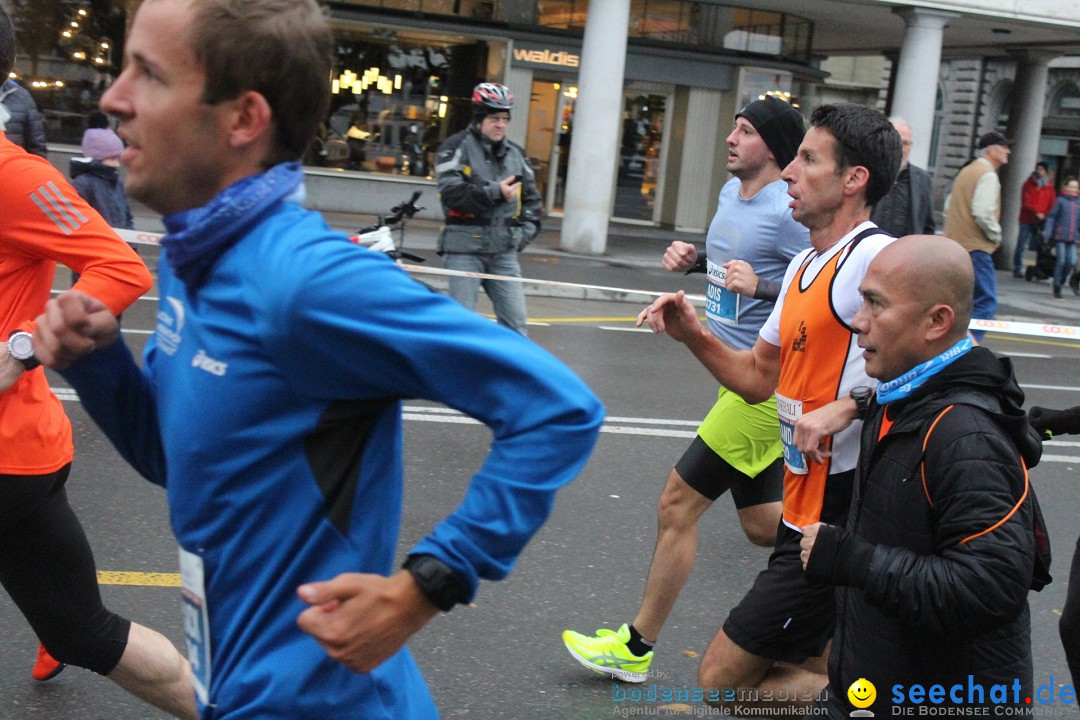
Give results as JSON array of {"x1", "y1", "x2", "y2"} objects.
[{"x1": 49, "y1": 390, "x2": 1080, "y2": 462}]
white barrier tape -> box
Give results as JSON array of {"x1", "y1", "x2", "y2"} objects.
[
  {"x1": 116, "y1": 228, "x2": 162, "y2": 246},
  {"x1": 399, "y1": 263, "x2": 707, "y2": 304},
  {"x1": 110, "y1": 227, "x2": 1080, "y2": 340},
  {"x1": 968, "y1": 318, "x2": 1080, "y2": 340},
  {"x1": 114, "y1": 227, "x2": 705, "y2": 303}
]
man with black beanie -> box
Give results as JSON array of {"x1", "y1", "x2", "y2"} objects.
[
  {"x1": 435, "y1": 82, "x2": 541, "y2": 335},
  {"x1": 563, "y1": 96, "x2": 809, "y2": 682}
]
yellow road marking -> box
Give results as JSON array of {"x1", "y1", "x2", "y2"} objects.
[
  {"x1": 97, "y1": 571, "x2": 180, "y2": 587},
  {"x1": 987, "y1": 334, "x2": 1080, "y2": 350}
]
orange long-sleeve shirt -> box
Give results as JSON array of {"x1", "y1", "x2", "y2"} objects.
[{"x1": 0, "y1": 135, "x2": 152, "y2": 474}]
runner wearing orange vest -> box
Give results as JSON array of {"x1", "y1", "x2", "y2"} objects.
[{"x1": 637, "y1": 103, "x2": 901, "y2": 716}]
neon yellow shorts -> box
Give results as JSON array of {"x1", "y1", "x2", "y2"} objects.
[{"x1": 695, "y1": 387, "x2": 782, "y2": 479}]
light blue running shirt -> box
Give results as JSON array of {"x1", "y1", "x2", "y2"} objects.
[{"x1": 704, "y1": 177, "x2": 809, "y2": 350}]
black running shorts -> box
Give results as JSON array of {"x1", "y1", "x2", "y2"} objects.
[
  {"x1": 722, "y1": 520, "x2": 839, "y2": 664},
  {"x1": 676, "y1": 436, "x2": 784, "y2": 508}
]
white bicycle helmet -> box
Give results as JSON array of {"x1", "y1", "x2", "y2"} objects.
[{"x1": 472, "y1": 82, "x2": 514, "y2": 112}]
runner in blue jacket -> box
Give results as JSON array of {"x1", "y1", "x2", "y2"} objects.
[{"x1": 31, "y1": 0, "x2": 604, "y2": 717}]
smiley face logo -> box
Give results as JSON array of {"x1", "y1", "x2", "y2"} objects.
[{"x1": 848, "y1": 678, "x2": 876, "y2": 709}]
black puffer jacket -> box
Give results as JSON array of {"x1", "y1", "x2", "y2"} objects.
[
  {"x1": 0, "y1": 80, "x2": 47, "y2": 157},
  {"x1": 806, "y1": 347, "x2": 1040, "y2": 717}
]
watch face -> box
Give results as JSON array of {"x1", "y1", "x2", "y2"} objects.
[{"x1": 9, "y1": 332, "x2": 34, "y2": 360}]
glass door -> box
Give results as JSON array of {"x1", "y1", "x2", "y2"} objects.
[
  {"x1": 613, "y1": 88, "x2": 670, "y2": 223},
  {"x1": 524, "y1": 80, "x2": 576, "y2": 217},
  {"x1": 548, "y1": 84, "x2": 577, "y2": 215}
]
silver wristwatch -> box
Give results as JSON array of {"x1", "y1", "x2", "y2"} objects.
[{"x1": 8, "y1": 331, "x2": 41, "y2": 371}]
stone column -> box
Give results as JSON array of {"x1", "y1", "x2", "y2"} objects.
[
  {"x1": 1000, "y1": 50, "x2": 1057, "y2": 267},
  {"x1": 890, "y1": 8, "x2": 956, "y2": 170},
  {"x1": 559, "y1": 0, "x2": 629, "y2": 255}
]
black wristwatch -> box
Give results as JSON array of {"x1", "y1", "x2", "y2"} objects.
[
  {"x1": 8, "y1": 330, "x2": 41, "y2": 371},
  {"x1": 402, "y1": 554, "x2": 469, "y2": 612},
  {"x1": 850, "y1": 386, "x2": 872, "y2": 420}
]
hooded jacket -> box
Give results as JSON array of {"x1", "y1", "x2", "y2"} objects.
[
  {"x1": 435, "y1": 125, "x2": 541, "y2": 254},
  {"x1": 1043, "y1": 193, "x2": 1080, "y2": 245},
  {"x1": 1020, "y1": 174, "x2": 1056, "y2": 225},
  {"x1": 0, "y1": 80, "x2": 47, "y2": 158},
  {"x1": 806, "y1": 347, "x2": 1039, "y2": 717},
  {"x1": 70, "y1": 158, "x2": 134, "y2": 230}
]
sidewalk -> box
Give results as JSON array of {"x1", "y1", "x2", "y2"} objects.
[{"x1": 132, "y1": 202, "x2": 1080, "y2": 330}]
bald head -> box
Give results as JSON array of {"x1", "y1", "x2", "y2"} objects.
[
  {"x1": 879, "y1": 235, "x2": 973, "y2": 340},
  {"x1": 853, "y1": 235, "x2": 974, "y2": 381}
]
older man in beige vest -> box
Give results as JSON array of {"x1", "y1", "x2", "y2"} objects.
[{"x1": 944, "y1": 130, "x2": 1013, "y2": 342}]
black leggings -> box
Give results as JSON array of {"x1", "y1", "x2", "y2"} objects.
[{"x1": 0, "y1": 465, "x2": 130, "y2": 675}]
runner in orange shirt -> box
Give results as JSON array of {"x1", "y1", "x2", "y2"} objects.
[
  {"x1": 0, "y1": 8, "x2": 195, "y2": 717},
  {"x1": 638, "y1": 104, "x2": 901, "y2": 715}
]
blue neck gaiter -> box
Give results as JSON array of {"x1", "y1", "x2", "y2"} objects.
[
  {"x1": 875, "y1": 337, "x2": 973, "y2": 405},
  {"x1": 160, "y1": 162, "x2": 304, "y2": 289}
]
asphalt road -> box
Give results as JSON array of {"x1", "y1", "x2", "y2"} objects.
[{"x1": 3, "y1": 244, "x2": 1080, "y2": 719}]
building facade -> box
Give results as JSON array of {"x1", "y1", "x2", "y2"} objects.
[{"x1": 314, "y1": 0, "x2": 822, "y2": 231}]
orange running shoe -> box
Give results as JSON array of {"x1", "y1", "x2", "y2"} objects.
[{"x1": 32, "y1": 643, "x2": 66, "y2": 681}]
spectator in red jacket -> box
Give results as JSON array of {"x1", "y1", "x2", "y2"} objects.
[{"x1": 1014, "y1": 162, "x2": 1056, "y2": 277}]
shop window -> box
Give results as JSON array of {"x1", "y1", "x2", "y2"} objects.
[
  {"x1": 536, "y1": 0, "x2": 811, "y2": 61},
  {"x1": 309, "y1": 31, "x2": 491, "y2": 176},
  {"x1": 537, "y1": 0, "x2": 588, "y2": 30},
  {"x1": 339, "y1": 0, "x2": 501, "y2": 20},
  {"x1": 630, "y1": 0, "x2": 688, "y2": 43}
]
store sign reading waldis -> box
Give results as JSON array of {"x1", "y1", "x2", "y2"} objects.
[{"x1": 512, "y1": 47, "x2": 580, "y2": 68}]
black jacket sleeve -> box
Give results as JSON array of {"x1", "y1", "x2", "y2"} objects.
[{"x1": 24, "y1": 103, "x2": 47, "y2": 158}]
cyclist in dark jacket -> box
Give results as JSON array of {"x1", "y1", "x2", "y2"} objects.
[
  {"x1": 0, "y1": 79, "x2": 47, "y2": 157},
  {"x1": 435, "y1": 82, "x2": 541, "y2": 335},
  {"x1": 801, "y1": 236, "x2": 1038, "y2": 718}
]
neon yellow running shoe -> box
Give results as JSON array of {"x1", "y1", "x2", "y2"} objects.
[{"x1": 561, "y1": 623, "x2": 653, "y2": 683}]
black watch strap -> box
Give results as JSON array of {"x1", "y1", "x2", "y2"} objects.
[
  {"x1": 16, "y1": 354, "x2": 41, "y2": 371},
  {"x1": 403, "y1": 554, "x2": 469, "y2": 612},
  {"x1": 850, "y1": 386, "x2": 872, "y2": 420}
]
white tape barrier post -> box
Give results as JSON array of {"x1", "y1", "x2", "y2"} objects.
[{"x1": 114, "y1": 228, "x2": 1080, "y2": 339}]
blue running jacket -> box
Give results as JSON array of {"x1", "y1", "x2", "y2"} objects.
[{"x1": 62, "y1": 200, "x2": 604, "y2": 719}]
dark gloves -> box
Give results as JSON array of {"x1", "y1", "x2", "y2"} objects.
[
  {"x1": 1028, "y1": 405, "x2": 1080, "y2": 438},
  {"x1": 685, "y1": 253, "x2": 708, "y2": 275},
  {"x1": 804, "y1": 525, "x2": 875, "y2": 587}
]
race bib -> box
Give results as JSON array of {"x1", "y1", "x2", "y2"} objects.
[
  {"x1": 705, "y1": 259, "x2": 740, "y2": 326},
  {"x1": 776, "y1": 393, "x2": 807, "y2": 475},
  {"x1": 180, "y1": 547, "x2": 211, "y2": 706}
]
